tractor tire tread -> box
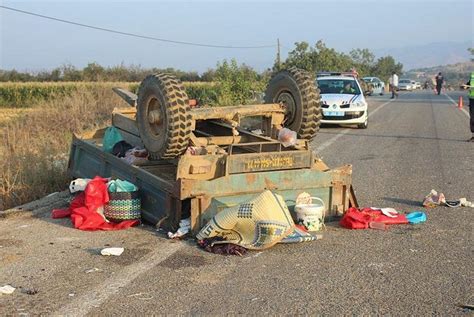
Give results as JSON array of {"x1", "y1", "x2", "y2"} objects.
[{"x1": 137, "y1": 73, "x2": 191, "y2": 160}]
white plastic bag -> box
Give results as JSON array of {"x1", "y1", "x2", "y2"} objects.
[{"x1": 278, "y1": 128, "x2": 297, "y2": 147}]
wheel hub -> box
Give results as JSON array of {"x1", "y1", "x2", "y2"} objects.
[
  {"x1": 146, "y1": 97, "x2": 164, "y2": 136},
  {"x1": 148, "y1": 110, "x2": 161, "y2": 124},
  {"x1": 277, "y1": 92, "x2": 297, "y2": 125}
]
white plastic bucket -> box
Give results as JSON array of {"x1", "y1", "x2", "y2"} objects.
[{"x1": 295, "y1": 197, "x2": 325, "y2": 231}]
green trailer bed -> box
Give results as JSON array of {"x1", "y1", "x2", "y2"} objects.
[{"x1": 68, "y1": 128, "x2": 356, "y2": 233}]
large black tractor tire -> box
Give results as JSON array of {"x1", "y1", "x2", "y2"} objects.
[
  {"x1": 264, "y1": 67, "x2": 321, "y2": 140},
  {"x1": 136, "y1": 73, "x2": 192, "y2": 160}
]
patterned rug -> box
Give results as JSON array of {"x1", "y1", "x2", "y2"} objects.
[{"x1": 196, "y1": 190, "x2": 317, "y2": 250}]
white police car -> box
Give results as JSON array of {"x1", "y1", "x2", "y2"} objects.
[{"x1": 316, "y1": 73, "x2": 368, "y2": 129}]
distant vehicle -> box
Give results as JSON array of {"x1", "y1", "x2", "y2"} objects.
[
  {"x1": 398, "y1": 79, "x2": 413, "y2": 91},
  {"x1": 414, "y1": 81, "x2": 422, "y2": 89},
  {"x1": 316, "y1": 73, "x2": 368, "y2": 129},
  {"x1": 410, "y1": 80, "x2": 421, "y2": 90},
  {"x1": 362, "y1": 77, "x2": 385, "y2": 95}
]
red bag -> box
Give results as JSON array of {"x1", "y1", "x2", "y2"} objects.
[
  {"x1": 340, "y1": 207, "x2": 408, "y2": 229},
  {"x1": 51, "y1": 176, "x2": 139, "y2": 231},
  {"x1": 340, "y1": 208, "x2": 371, "y2": 229}
]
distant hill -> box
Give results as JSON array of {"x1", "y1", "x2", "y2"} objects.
[
  {"x1": 404, "y1": 61, "x2": 474, "y2": 85},
  {"x1": 374, "y1": 41, "x2": 471, "y2": 70}
]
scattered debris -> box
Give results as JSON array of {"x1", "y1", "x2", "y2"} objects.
[
  {"x1": 278, "y1": 128, "x2": 297, "y2": 147},
  {"x1": 0, "y1": 285, "x2": 16, "y2": 295},
  {"x1": 460, "y1": 198, "x2": 474, "y2": 208},
  {"x1": 21, "y1": 288, "x2": 38, "y2": 295},
  {"x1": 69, "y1": 178, "x2": 92, "y2": 193},
  {"x1": 369, "y1": 222, "x2": 387, "y2": 230},
  {"x1": 371, "y1": 207, "x2": 399, "y2": 218},
  {"x1": 406, "y1": 211, "x2": 427, "y2": 224},
  {"x1": 423, "y1": 190, "x2": 473, "y2": 208},
  {"x1": 459, "y1": 304, "x2": 474, "y2": 311},
  {"x1": 84, "y1": 268, "x2": 101, "y2": 273},
  {"x1": 423, "y1": 189, "x2": 446, "y2": 208},
  {"x1": 446, "y1": 198, "x2": 474, "y2": 208},
  {"x1": 68, "y1": 293, "x2": 75, "y2": 297},
  {"x1": 168, "y1": 218, "x2": 191, "y2": 239},
  {"x1": 198, "y1": 237, "x2": 247, "y2": 256},
  {"x1": 101, "y1": 247, "x2": 124, "y2": 256},
  {"x1": 250, "y1": 129, "x2": 263, "y2": 135}
]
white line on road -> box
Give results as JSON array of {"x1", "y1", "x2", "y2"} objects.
[
  {"x1": 315, "y1": 99, "x2": 393, "y2": 152},
  {"x1": 56, "y1": 242, "x2": 184, "y2": 316},
  {"x1": 444, "y1": 93, "x2": 470, "y2": 117}
]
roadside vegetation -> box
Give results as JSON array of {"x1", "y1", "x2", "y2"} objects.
[
  {"x1": 0, "y1": 87, "x2": 119, "y2": 210},
  {"x1": 0, "y1": 81, "x2": 221, "y2": 108}
]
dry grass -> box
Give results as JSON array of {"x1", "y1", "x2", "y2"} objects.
[
  {"x1": 0, "y1": 108, "x2": 38, "y2": 126},
  {"x1": 0, "y1": 87, "x2": 122, "y2": 210}
]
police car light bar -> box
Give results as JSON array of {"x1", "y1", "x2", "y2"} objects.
[{"x1": 316, "y1": 71, "x2": 358, "y2": 78}]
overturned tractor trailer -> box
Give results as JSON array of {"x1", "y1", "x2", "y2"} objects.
[{"x1": 68, "y1": 67, "x2": 358, "y2": 233}]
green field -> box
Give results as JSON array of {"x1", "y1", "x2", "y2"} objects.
[{"x1": 0, "y1": 81, "x2": 219, "y2": 108}]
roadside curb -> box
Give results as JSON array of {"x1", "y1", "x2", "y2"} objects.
[{"x1": 0, "y1": 190, "x2": 71, "y2": 219}]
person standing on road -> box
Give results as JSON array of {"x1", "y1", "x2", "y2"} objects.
[
  {"x1": 462, "y1": 72, "x2": 474, "y2": 142},
  {"x1": 389, "y1": 72, "x2": 399, "y2": 99},
  {"x1": 435, "y1": 72, "x2": 444, "y2": 95}
]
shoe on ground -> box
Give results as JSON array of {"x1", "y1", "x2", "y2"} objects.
[{"x1": 468, "y1": 136, "x2": 474, "y2": 142}]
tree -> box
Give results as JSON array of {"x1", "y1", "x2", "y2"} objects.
[
  {"x1": 83, "y1": 62, "x2": 105, "y2": 81},
  {"x1": 61, "y1": 64, "x2": 82, "y2": 81},
  {"x1": 284, "y1": 41, "x2": 315, "y2": 71},
  {"x1": 349, "y1": 48, "x2": 375, "y2": 77},
  {"x1": 282, "y1": 40, "x2": 364, "y2": 74},
  {"x1": 313, "y1": 40, "x2": 352, "y2": 73},
  {"x1": 215, "y1": 59, "x2": 260, "y2": 105},
  {"x1": 372, "y1": 56, "x2": 403, "y2": 82},
  {"x1": 201, "y1": 69, "x2": 216, "y2": 82}
]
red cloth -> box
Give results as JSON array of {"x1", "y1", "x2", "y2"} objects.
[
  {"x1": 340, "y1": 207, "x2": 408, "y2": 229},
  {"x1": 51, "y1": 176, "x2": 139, "y2": 231}
]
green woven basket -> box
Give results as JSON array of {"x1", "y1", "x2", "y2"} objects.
[{"x1": 105, "y1": 191, "x2": 141, "y2": 222}]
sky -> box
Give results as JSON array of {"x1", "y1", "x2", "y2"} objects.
[{"x1": 0, "y1": 0, "x2": 472, "y2": 73}]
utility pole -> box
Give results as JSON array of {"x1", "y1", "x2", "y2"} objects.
[{"x1": 277, "y1": 38, "x2": 281, "y2": 70}]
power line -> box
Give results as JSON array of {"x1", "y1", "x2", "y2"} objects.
[{"x1": 0, "y1": 5, "x2": 277, "y2": 49}]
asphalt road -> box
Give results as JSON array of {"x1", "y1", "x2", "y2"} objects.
[{"x1": 1, "y1": 90, "x2": 473, "y2": 315}]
